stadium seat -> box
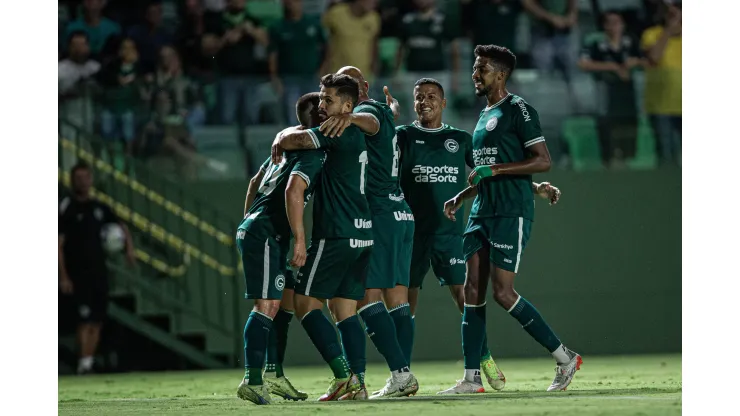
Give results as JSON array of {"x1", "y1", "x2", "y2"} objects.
[
  {"x1": 627, "y1": 117, "x2": 658, "y2": 170},
  {"x1": 561, "y1": 116, "x2": 604, "y2": 171}
]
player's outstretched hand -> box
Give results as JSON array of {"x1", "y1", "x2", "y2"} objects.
[
  {"x1": 383, "y1": 85, "x2": 396, "y2": 107},
  {"x1": 291, "y1": 241, "x2": 307, "y2": 268},
  {"x1": 536, "y1": 182, "x2": 561, "y2": 205},
  {"x1": 319, "y1": 114, "x2": 352, "y2": 138},
  {"x1": 443, "y1": 196, "x2": 463, "y2": 222}
]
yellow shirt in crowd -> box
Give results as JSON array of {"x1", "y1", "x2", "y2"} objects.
[
  {"x1": 322, "y1": 3, "x2": 380, "y2": 79},
  {"x1": 641, "y1": 26, "x2": 682, "y2": 115}
]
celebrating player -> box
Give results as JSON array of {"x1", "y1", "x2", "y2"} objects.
[
  {"x1": 317, "y1": 66, "x2": 418, "y2": 399},
  {"x1": 235, "y1": 93, "x2": 326, "y2": 405},
  {"x1": 272, "y1": 74, "x2": 372, "y2": 401},
  {"x1": 397, "y1": 77, "x2": 562, "y2": 391},
  {"x1": 438, "y1": 45, "x2": 581, "y2": 395}
]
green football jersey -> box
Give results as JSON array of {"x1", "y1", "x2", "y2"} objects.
[
  {"x1": 306, "y1": 125, "x2": 373, "y2": 240},
  {"x1": 354, "y1": 99, "x2": 408, "y2": 214},
  {"x1": 238, "y1": 150, "x2": 326, "y2": 239},
  {"x1": 398, "y1": 121, "x2": 473, "y2": 236},
  {"x1": 470, "y1": 94, "x2": 545, "y2": 221}
]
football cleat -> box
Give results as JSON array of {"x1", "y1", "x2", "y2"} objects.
[
  {"x1": 547, "y1": 349, "x2": 583, "y2": 392},
  {"x1": 237, "y1": 380, "x2": 271, "y2": 405}
]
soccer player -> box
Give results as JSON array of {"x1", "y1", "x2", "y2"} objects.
[
  {"x1": 397, "y1": 77, "x2": 562, "y2": 391},
  {"x1": 272, "y1": 73, "x2": 372, "y2": 401},
  {"x1": 235, "y1": 93, "x2": 326, "y2": 405},
  {"x1": 439, "y1": 45, "x2": 581, "y2": 395},
  {"x1": 319, "y1": 66, "x2": 419, "y2": 399}
]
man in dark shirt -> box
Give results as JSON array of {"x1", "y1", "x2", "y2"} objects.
[
  {"x1": 205, "y1": 0, "x2": 269, "y2": 125},
  {"x1": 268, "y1": 0, "x2": 328, "y2": 125},
  {"x1": 578, "y1": 11, "x2": 644, "y2": 167},
  {"x1": 127, "y1": 1, "x2": 175, "y2": 73},
  {"x1": 59, "y1": 161, "x2": 136, "y2": 374}
]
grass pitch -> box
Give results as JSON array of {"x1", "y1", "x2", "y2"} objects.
[{"x1": 59, "y1": 354, "x2": 681, "y2": 415}]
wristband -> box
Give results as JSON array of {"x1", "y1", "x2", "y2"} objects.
[{"x1": 472, "y1": 165, "x2": 494, "y2": 185}]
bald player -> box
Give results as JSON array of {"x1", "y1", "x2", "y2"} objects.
[{"x1": 319, "y1": 66, "x2": 418, "y2": 399}]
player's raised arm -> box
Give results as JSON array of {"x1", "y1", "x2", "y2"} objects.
[
  {"x1": 384, "y1": 86, "x2": 401, "y2": 121},
  {"x1": 318, "y1": 112, "x2": 379, "y2": 138},
  {"x1": 285, "y1": 174, "x2": 309, "y2": 268}
]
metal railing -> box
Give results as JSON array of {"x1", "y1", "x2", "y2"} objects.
[{"x1": 59, "y1": 118, "x2": 243, "y2": 365}]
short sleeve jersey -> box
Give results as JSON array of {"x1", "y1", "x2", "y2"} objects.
[
  {"x1": 59, "y1": 197, "x2": 119, "y2": 272},
  {"x1": 470, "y1": 94, "x2": 544, "y2": 221},
  {"x1": 397, "y1": 121, "x2": 473, "y2": 235},
  {"x1": 354, "y1": 100, "x2": 407, "y2": 213},
  {"x1": 306, "y1": 125, "x2": 373, "y2": 240},
  {"x1": 239, "y1": 151, "x2": 326, "y2": 239}
]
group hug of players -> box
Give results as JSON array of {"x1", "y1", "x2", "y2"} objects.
[{"x1": 234, "y1": 45, "x2": 582, "y2": 405}]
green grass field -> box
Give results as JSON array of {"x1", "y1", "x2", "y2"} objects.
[{"x1": 59, "y1": 354, "x2": 681, "y2": 415}]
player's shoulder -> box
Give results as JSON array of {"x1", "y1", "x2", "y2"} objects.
[
  {"x1": 444, "y1": 124, "x2": 473, "y2": 141},
  {"x1": 508, "y1": 94, "x2": 539, "y2": 116}
]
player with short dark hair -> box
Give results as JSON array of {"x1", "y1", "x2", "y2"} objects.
[
  {"x1": 438, "y1": 45, "x2": 581, "y2": 394},
  {"x1": 236, "y1": 93, "x2": 325, "y2": 405},
  {"x1": 398, "y1": 77, "x2": 561, "y2": 391},
  {"x1": 271, "y1": 73, "x2": 373, "y2": 401},
  {"x1": 318, "y1": 66, "x2": 419, "y2": 399}
]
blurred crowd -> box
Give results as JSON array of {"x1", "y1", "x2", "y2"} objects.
[{"x1": 58, "y1": 0, "x2": 681, "y2": 173}]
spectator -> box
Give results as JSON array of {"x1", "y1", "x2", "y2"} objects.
[
  {"x1": 395, "y1": 0, "x2": 459, "y2": 120},
  {"x1": 641, "y1": 1, "x2": 681, "y2": 166},
  {"x1": 268, "y1": 0, "x2": 328, "y2": 125},
  {"x1": 59, "y1": 161, "x2": 136, "y2": 375},
  {"x1": 462, "y1": 0, "x2": 521, "y2": 52},
  {"x1": 176, "y1": 0, "x2": 208, "y2": 72},
  {"x1": 97, "y1": 38, "x2": 146, "y2": 153},
  {"x1": 127, "y1": 1, "x2": 175, "y2": 73},
  {"x1": 323, "y1": 0, "x2": 381, "y2": 79},
  {"x1": 579, "y1": 11, "x2": 644, "y2": 168},
  {"x1": 522, "y1": 0, "x2": 579, "y2": 108},
  {"x1": 150, "y1": 46, "x2": 207, "y2": 131},
  {"x1": 137, "y1": 89, "x2": 227, "y2": 177},
  {"x1": 205, "y1": 0, "x2": 269, "y2": 125},
  {"x1": 59, "y1": 31, "x2": 101, "y2": 136},
  {"x1": 64, "y1": 0, "x2": 122, "y2": 58}
]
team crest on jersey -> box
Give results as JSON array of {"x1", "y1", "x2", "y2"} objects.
[
  {"x1": 486, "y1": 117, "x2": 498, "y2": 131},
  {"x1": 444, "y1": 139, "x2": 459, "y2": 153},
  {"x1": 275, "y1": 275, "x2": 285, "y2": 291}
]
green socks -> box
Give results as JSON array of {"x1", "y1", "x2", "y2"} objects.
[
  {"x1": 265, "y1": 308, "x2": 293, "y2": 378},
  {"x1": 244, "y1": 311, "x2": 273, "y2": 385},
  {"x1": 336, "y1": 315, "x2": 366, "y2": 385},
  {"x1": 462, "y1": 304, "x2": 486, "y2": 370},
  {"x1": 389, "y1": 303, "x2": 414, "y2": 366},
  {"x1": 508, "y1": 296, "x2": 562, "y2": 354},
  {"x1": 300, "y1": 309, "x2": 350, "y2": 379},
  {"x1": 359, "y1": 301, "x2": 408, "y2": 372}
]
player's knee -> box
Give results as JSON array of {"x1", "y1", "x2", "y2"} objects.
[
  {"x1": 492, "y1": 288, "x2": 518, "y2": 310},
  {"x1": 254, "y1": 299, "x2": 281, "y2": 319},
  {"x1": 382, "y1": 285, "x2": 408, "y2": 308}
]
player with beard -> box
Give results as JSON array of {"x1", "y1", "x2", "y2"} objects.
[
  {"x1": 438, "y1": 45, "x2": 581, "y2": 395},
  {"x1": 397, "y1": 77, "x2": 561, "y2": 391}
]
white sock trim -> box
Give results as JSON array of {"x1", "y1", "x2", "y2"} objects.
[
  {"x1": 299, "y1": 309, "x2": 319, "y2": 322},
  {"x1": 280, "y1": 309, "x2": 295, "y2": 315},
  {"x1": 357, "y1": 301, "x2": 384, "y2": 314},
  {"x1": 388, "y1": 302, "x2": 410, "y2": 313},
  {"x1": 507, "y1": 295, "x2": 522, "y2": 313},
  {"x1": 463, "y1": 302, "x2": 487, "y2": 308}
]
